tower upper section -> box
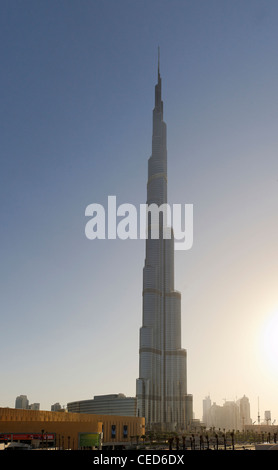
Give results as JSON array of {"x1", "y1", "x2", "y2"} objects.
[{"x1": 147, "y1": 56, "x2": 167, "y2": 207}]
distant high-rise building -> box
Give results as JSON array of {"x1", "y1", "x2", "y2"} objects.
[
  {"x1": 51, "y1": 402, "x2": 62, "y2": 412},
  {"x1": 29, "y1": 403, "x2": 40, "y2": 410},
  {"x1": 206, "y1": 400, "x2": 240, "y2": 430},
  {"x1": 15, "y1": 395, "x2": 29, "y2": 409},
  {"x1": 222, "y1": 401, "x2": 240, "y2": 430},
  {"x1": 136, "y1": 55, "x2": 192, "y2": 431},
  {"x1": 264, "y1": 410, "x2": 271, "y2": 424},
  {"x1": 237, "y1": 395, "x2": 252, "y2": 427},
  {"x1": 202, "y1": 395, "x2": 211, "y2": 425},
  {"x1": 206, "y1": 396, "x2": 253, "y2": 431}
]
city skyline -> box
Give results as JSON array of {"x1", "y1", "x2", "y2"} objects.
[
  {"x1": 11, "y1": 391, "x2": 272, "y2": 426},
  {"x1": 1, "y1": 0, "x2": 278, "y2": 423}
]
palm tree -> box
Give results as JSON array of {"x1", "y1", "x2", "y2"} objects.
[
  {"x1": 230, "y1": 430, "x2": 235, "y2": 450},
  {"x1": 168, "y1": 436, "x2": 174, "y2": 451},
  {"x1": 215, "y1": 433, "x2": 219, "y2": 450},
  {"x1": 141, "y1": 434, "x2": 146, "y2": 447}
]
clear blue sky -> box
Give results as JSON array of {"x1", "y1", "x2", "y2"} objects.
[{"x1": 1, "y1": 0, "x2": 278, "y2": 422}]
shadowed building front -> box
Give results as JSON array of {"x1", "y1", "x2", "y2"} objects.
[
  {"x1": 136, "y1": 57, "x2": 193, "y2": 432},
  {"x1": 67, "y1": 394, "x2": 137, "y2": 417},
  {"x1": 0, "y1": 407, "x2": 144, "y2": 449}
]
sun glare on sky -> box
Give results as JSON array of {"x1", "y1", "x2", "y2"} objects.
[{"x1": 260, "y1": 308, "x2": 278, "y2": 377}]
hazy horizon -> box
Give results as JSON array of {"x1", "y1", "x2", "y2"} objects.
[{"x1": 1, "y1": 0, "x2": 278, "y2": 424}]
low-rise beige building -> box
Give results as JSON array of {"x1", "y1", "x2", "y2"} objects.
[{"x1": 0, "y1": 407, "x2": 145, "y2": 449}]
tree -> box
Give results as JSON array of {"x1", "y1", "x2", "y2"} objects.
[{"x1": 141, "y1": 434, "x2": 146, "y2": 447}]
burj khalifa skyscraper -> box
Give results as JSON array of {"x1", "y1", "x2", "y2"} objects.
[{"x1": 136, "y1": 55, "x2": 192, "y2": 431}]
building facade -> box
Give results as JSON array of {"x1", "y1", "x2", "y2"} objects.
[
  {"x1": 202, "y1": 395, "x2": 212, "y2": 425},
  {"x1": 51, "y1": 403, "x2": 62, "y2": 412},
  {"x1": 29, "y1": 403, "x2": 40, "y2": 411},
  {"x1": 15, "y1": 395, "x2": 40, "y2": 411},
  {"x1": 0, "y1": 407, "x2": 144, "y2": 449},
  {"x1": 237, "y1": 395, "x2": 252, "y2": 427},
  {"x1": 205, "y1": 397, "x2": 253, "y2": 431},
  {"x1": 15, "y1": 395, "x2": 29, "y2": 410},
  {"x1": 136, "y1": 59, "x2": 192, "y2": 431},
  {"x1": 67, "y1": 394, "x2": 137, "y2": 417}
]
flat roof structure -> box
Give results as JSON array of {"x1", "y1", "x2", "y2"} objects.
[{"x1": 0, "y1": 407, "x2": 145, "y2": 449}]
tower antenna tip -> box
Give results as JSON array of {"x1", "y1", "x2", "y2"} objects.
[{"x1": 158, "y1": 46, "x2": 160, "y2": 74}]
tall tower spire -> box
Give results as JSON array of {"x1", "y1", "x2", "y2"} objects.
[
  {"x1": 136, "y1": 58, "x2": 192, "y2": 432},
  {"x1": 158, "y1": 45, "x2": 160, "y2": 77},
  {"x1": 155, "y1": 47, "x2": 163, "y2": 115}
]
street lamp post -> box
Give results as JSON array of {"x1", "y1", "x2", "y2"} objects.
[{"x1": 41, "y1": 429, "x2": 44, "y2": 449}]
